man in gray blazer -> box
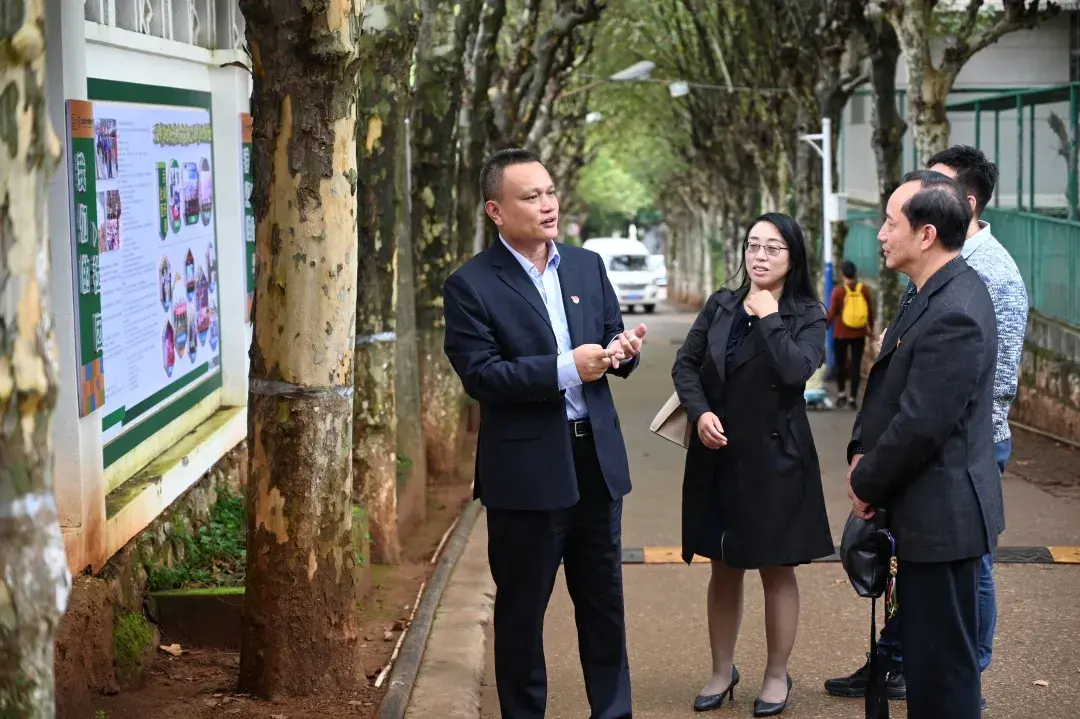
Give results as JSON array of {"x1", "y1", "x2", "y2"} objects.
[{"x1": 845, "y1": 170, "x2": 1003, "y2": 719}]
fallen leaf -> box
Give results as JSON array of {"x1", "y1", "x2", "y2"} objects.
[
  {"x1": 833, "y1": 579, "x2": 848, "y2": 585},
  {"x1": 1033, "y1": 679, "x2": 1050, "y2": 687},
  {"x1": 159, "y1": 644, "x2": 187, "y2": 657},
  {"x1": 272, "y1": 715, "x2": 288, "y2": 719},
  {"x1": 383, "y1": 630, "x2": 395, "y2": 641}
]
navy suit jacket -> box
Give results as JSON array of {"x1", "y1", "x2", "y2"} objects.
[{"x1": 442, "y1": 240, "x2": 638, "y2": 511}]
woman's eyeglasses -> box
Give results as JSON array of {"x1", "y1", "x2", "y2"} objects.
[{"x1": 745, "y1": 242, "x2": 788, "y2": 257}]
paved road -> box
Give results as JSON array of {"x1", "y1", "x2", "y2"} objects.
[{"x1": 474, "y1": 306, "x2": 1080, "y2": 718}]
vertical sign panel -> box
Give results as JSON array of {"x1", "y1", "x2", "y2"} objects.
[
  {"x1": 67, "y1": 99, "x2": 105, "y2": 417},
  {"x1": 241, "y1": 112, "x2": 254, "y2": 324}
]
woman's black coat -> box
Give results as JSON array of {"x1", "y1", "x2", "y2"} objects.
[{"x1": 671, "y1": 288, "x2": 835, "y2": 569}]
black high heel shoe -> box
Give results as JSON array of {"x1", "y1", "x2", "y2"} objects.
[
  {"x1": 693, "y1": 665, "x2": 740, "y2": 712},
  {"x1": 753, "y1": 674, "x2": 792, "y2": 717}
]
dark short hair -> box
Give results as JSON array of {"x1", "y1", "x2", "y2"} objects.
[
  {"x1": 479, "y1": 148, "x2": 543, "y2": 202},
  {"x1": 841, "y1": 260, "x2": 857, "y2": 279},
  {"x1": 926, "y1": 144, "x2": 998, "y2": 218},
  {"x1": 899, "y1": 169, "x2": 972, "y2": 252}
]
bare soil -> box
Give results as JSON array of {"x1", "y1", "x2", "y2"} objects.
[
  {"x1": 1007, "y1": 425, "x2": 1080, "y2": 503},
  {"x1": 80, "y1": 446, "x2": 476, "y2": 719}
]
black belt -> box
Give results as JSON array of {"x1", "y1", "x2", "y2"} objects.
[{"x1": 568, "y1": 419, "x2": 592, "y2": 438}]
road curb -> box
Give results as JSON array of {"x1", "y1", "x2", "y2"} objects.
[
  {"x1": 401, "y1": 505, "x2": 494, "y2": 719},
  {"x1": 621, "y1": 545, "x2": 1080, "y2": 565},
  {"x1": 376, "y1": 498, "x2": 485, "y2": 719}
]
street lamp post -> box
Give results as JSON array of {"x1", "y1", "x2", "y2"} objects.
[{"x1": 799, "y1": 118, "x2": 835, "y2": 372}]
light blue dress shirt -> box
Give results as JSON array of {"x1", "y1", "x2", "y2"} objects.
[{"x1": 499, "y1": 237, "x2": 588, "y2": 420}]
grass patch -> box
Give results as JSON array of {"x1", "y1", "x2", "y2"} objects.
[{"x1": 147, "y1": 486, "x2": 246, "y2": 591}]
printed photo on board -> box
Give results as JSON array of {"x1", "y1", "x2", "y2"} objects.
[
  {"x1": 162, "y1": 321, "x2": 175, "y2": 378},
  {"x1": 199, "y1": 157, "x2": 213, "y2": 226},
  {"x1": 183, "y1": 162, "x2": 200, "y2": 225},
  {"x1": 103, "y1": 190, "x2": 122, "y2": 252},
  {"x1": 94, "y1": 118, "x2": 119, "y2": 180},
  {"x1": 169, "y1": 160, "x2": 182, "y2": 234},
  {"x1": 159, "y1": 256, "x2": 172, "y2": 311}
]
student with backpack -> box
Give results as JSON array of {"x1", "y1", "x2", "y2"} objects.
[{"x1": 826, "y1": 261, "x2": 874, "y2": 408}]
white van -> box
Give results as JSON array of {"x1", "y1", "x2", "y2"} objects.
[{"x1": 581, "y1": 237, "x2": 660, "y2": 314}]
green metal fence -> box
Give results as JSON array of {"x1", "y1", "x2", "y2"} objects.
[
  {"x1": 983, "y1": 208, "x2": 1080, "y2": 327},
  {"x1": 843, "y1": 209, "x2": 883, "y2": 282},
  {"x1": 841, "y1": 206, "x2": 1080, "y2": 328}
]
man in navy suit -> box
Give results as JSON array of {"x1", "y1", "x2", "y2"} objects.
[{"x1": 443, "y1": 147, "x2": 647, "y2": 719}]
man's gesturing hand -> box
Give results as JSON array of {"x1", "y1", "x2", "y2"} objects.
[
  {"x1": 608, "y1": 323, "x2": 648, "y2": 369},
  {"x1": 574, "y1": 344, "x2": 614, "y2": 382}
]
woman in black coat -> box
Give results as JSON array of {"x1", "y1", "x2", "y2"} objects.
[{"x1": 671, "y1": 213, "x2": 834, "y2": 716}]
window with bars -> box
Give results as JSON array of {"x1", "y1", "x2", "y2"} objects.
[{"x1": 84, "y1": 0, "x2": 246, "y2": 51}]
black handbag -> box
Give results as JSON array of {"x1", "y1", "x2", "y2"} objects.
[{"x1": 839, "y1": 509, "x2": 897, "y2": 719}]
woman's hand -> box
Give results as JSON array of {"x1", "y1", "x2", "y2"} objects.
[
  {"x1": 696, "y1": 412, "x2": 728, "y2": 449},
  {"x1": 745, "y1": 289, "x2": 779, "y2": 318}
]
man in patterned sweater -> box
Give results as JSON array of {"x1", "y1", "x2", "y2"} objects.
[{"x1": 825, "y1": 145, "x2": 1029, "y2": 711}]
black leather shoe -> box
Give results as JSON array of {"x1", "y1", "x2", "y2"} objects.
[
  {"x1": 693, "y1": 665, "x2": 740, "y2": 712},
  {"x1": 823, "y1": 653, "x2": 906, "y2": 699},
  {"x1": 753, "y1": 674, "x2": 792, "y2": 717}
]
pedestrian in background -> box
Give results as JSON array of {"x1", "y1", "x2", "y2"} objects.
[
  {"x1": 672, "y1": 212, "x2": 834, "y2": 717},
  {"x1": 825, "y1": 260, "x2": 874, "y2": 408}
]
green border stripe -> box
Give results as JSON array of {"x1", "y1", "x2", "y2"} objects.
[
  {"x1": 88, "y1": 79, "x2": 211, "y2": 109},
  {"x1": 122, "y1": 363, "x2": 209, "y2": 426},
  {"x1": 103, "y1": 372, "x2": 222, "y2": 469},
  {"x1": 102, "y1": 408, "x2": 125, "y2": 432}
]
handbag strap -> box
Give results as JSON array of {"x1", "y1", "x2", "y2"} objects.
[
  {"x1": 866, "y1": 526, "x2": 897, "y2": 719},
  {"x1": 865, "y1": 597, "x2": 891, "y2": 719}
]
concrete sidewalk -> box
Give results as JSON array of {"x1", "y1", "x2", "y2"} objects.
[{"x1": 412, "y1": 306, "x2": 1080, "y2": 719}]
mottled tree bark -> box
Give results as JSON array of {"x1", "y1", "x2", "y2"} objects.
[
  {"x1": 0, "y1": 2, "x2": 72, "y2": 716},
  {"x1": 353, "y1": 0, "x2": 420, "y2": 565},
  {"x1": 454, "y1": 0, "x2": 506, "y2": 262},
  {"x1": 858, "y1": 10, "x2": 905, "y2": 318},
  {"x1": 238, "y1": 0, "x2": 365, "y2": 698},
  {"x1": 394, "y1": 121, "x2": 426, "y2": 532},
  {"x1": 411, "y1": 0, "x2": 481, "y2": 482}
]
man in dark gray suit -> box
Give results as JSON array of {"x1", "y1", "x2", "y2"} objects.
[{"x1": 846, "y1": 170, "x2": 1003, "y2": 719}]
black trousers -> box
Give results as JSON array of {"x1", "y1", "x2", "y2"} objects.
[
  {"x1": 895, "y1": 556, "x2": 982, "y2": 719},
  {"x1": 486, "y1": 432, "x2": 631, "y2": 719},
  {"x1": 833, "y1": 337, "x2": 865, "y2": 398}
]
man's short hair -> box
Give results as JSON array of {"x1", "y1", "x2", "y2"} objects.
[
  {"x1": 479, "y1": 148, "x2": 543, "y2": 202},
  {"x1": 926, "y1": 144, "x2": 999, "y2": 218},
  {"x1": 900, "y1": 169, "x2": 972, "y2": 252}
]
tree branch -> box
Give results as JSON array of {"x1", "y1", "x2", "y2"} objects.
[{"x1": 944, "y1": 0, "x2": 1060, "y2": 70}]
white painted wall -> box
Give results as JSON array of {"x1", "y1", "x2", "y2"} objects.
[{"x1": 840, "y1": 18, "x2": 1074, "y2": 208}]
